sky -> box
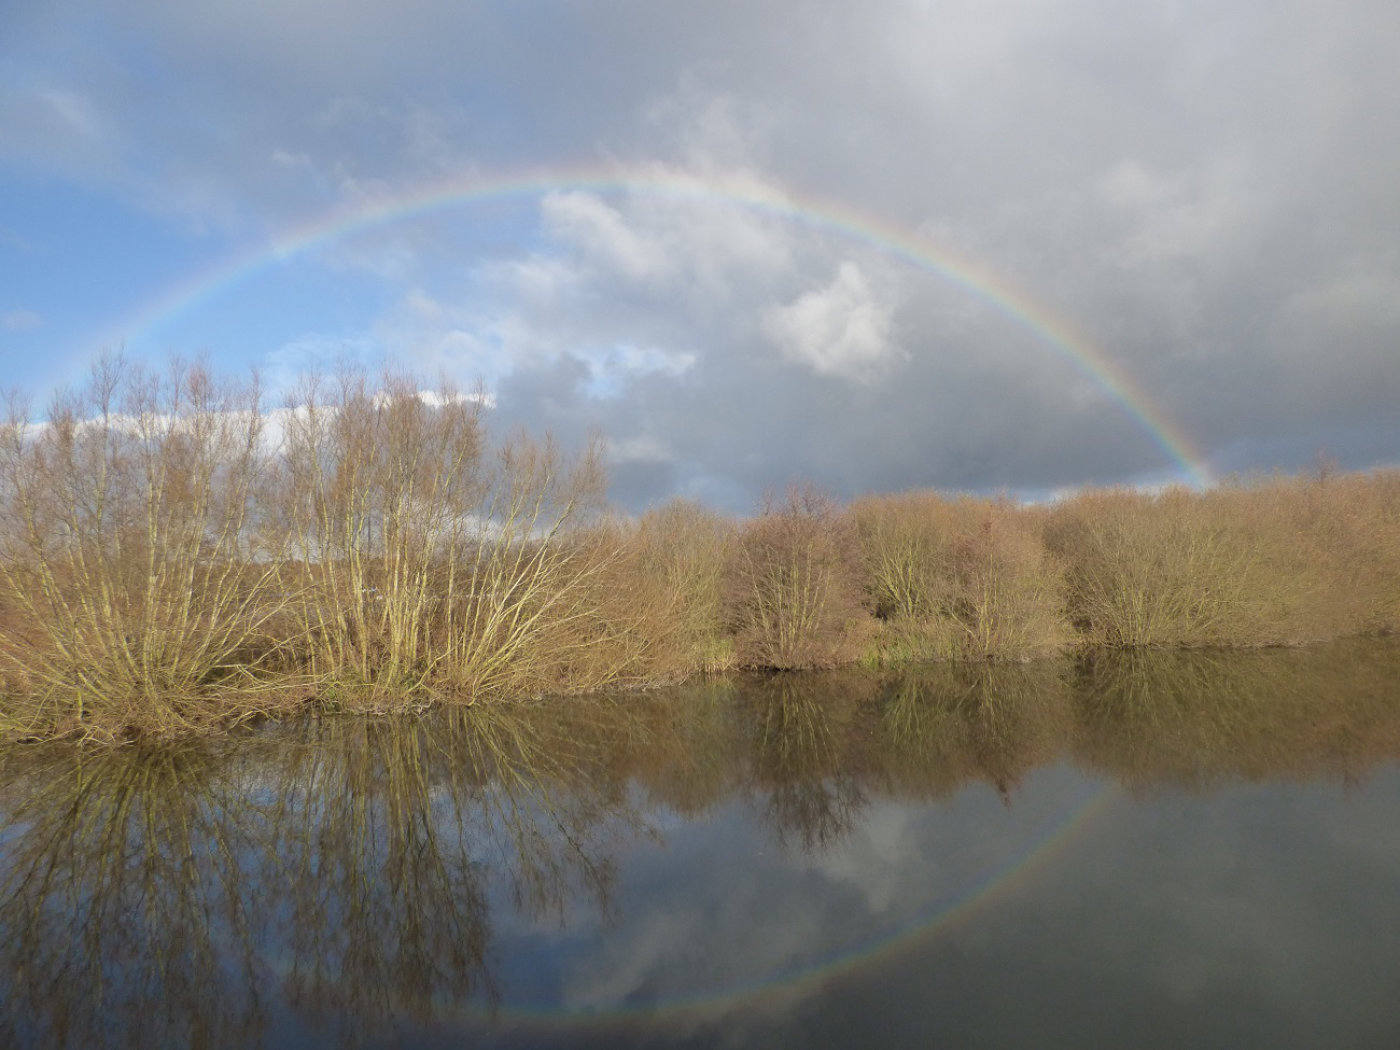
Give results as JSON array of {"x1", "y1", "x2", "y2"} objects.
[{"x1": 2, "y1": 0, "x2": 1398, "y2": 511}]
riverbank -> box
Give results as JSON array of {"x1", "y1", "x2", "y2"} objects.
[{"x1": 2, "y1": 357, "x2": 1397, "y2": 743}]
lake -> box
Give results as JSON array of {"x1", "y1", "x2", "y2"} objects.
[{"x1": 3, "y1": 639, "x2": 1400, "y2": 1048}]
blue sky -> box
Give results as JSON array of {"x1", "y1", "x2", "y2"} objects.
[{"x1": 3, "y1": 0, "x2": 1398, "y2": 510}]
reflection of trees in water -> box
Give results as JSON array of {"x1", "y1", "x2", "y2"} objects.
[
  {"x1": 745, "y1": 672, "x2": 874, "y2": 851},
  {"x1": 0, "y1": 744, "x2": 266, "y2": 1049},
  {"x1": 876, "y1": 660, "x2": 1074, "y2": 805},
  {"x1": 0, "y1": 703, "x2": 649, "y2": 1049},
  {"x1": 627, "y1": 678, "x2": 747, "y2": 817},
  {"x1": 257, "y1": 717, "x2": 498, "y2": 1034},
  {"x1": 737, "y1": 643, "x2": 1400, "y2": 846},
  {"x1": 2, "y1": 640, "x2": 1400, "y2": 1046},
  {"x1": 1070, "y1": 640, "x2": 1400, "y2": 789},
  {"x1": 867, "y1": 641, "x2": 1400, "y2": 798}
]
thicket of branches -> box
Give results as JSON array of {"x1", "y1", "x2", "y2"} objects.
[{"x1": 1, "y1": 355, "x2": 1397, "y2": 742}]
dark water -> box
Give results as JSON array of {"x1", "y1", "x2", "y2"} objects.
[{"x1": 4, "y1": 641, "x2": 1400, "y2": 1049}]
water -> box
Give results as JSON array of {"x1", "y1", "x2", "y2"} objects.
[{"x1": 3, "y1": 640, "x2": 1400, "y2": 1048}]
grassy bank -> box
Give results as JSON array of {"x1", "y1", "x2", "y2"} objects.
[{"x1": 2, "y1": 356, "x2": 1397, "y2": 741}]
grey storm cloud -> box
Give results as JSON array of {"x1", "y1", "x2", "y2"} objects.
[{"x1": 2, "y1": 0, "x2": 1397, "y2": 510}]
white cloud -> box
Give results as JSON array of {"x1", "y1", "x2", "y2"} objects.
[
  {"x1": 610, "y1": 343, "x2": 696, "y2": 378},
  {"x1": 35, "y1": 87, "x2": 103, "y2": 140},
  {"x1": 489, "y1": 255, "x2": 583, "y2": 305},
  {"x1": 762, "y1": 261, "x2": 903, "y2": 382},
  {"x1": 1096, "y1": 157, "x2": 1258, "y2": 266},
  {"x1": 538, "y1": 177, "x2": 796, "y2": 301},
  {"x1": 606, "y1": 434, "x2": 673, "y2": 464},
  {"x1": 1098, "y1": 159, "x2": 1178, "y2": 211},
  {"x1": 261, "y1": 333, "x2": 384, "y2": 396},
  {"x1": 2, "y1": 309, "x2": 42, "y2": 331},
  {"x1": 543, "y1": 191, "x2": 673, "y2": 284},
  {"x1": 644, "y1": 82, "x2": 778, "y2": 172},
  {"x1": 1284, "y1": 254, "x2": 1400, "y2": 328}
]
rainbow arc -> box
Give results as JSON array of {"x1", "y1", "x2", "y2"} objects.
[{"x1": 77, "y1": 165, "x2": 1214, "y2": 487}]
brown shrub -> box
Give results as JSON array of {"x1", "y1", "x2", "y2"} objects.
[
  {"x1": 1046, "y1": 486, "x2": 1270, "y2": 647},
  {"x1": 267, "y1": 368, "x2": 490, "y2": 700},
  {"x1": 1250, "y1": 469, "x2": 1400, "y2": 638},
  {"x1": 852, "y1": 492, "x2": 951, "y2": 621},
  {"x1": 616, "y1": 499, "x2": 736, "y2": 676},
  {"x1": 854, "y1": 492, "x2": 1068, "y2": 660},
  {"x1": 725, "y1": 486, "x2": 865, "y2": 669},
  {"x1": 267, "y1": 368, "x2": 614, "y2": 706},
  {"x1": 0, "y1": 355, "x2": 293, "y2": 740},
  {"x1": 1046, "y1": 473, "x2": 1400, "y2": 648}
]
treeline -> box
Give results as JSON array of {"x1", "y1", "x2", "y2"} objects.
[{"x1": 1, "y1": 356, "x2": 1397, "y2": 741}]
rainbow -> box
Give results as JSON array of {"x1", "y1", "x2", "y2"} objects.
[{"x1": 76, "y1": 165, "x2": 1214, "y2": 486}]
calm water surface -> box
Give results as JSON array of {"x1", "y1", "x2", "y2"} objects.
[{"x1": 3, "y1": 640, "x2": 1400, "y2": 1048}]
